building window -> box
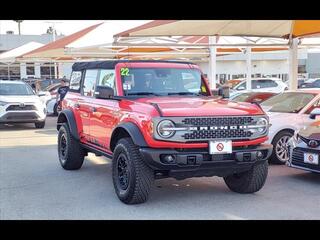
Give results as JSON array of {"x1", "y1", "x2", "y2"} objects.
[
  {"x1": 40, "y1": 63, "x2": 56, "y2": 79},
  {"x1": 0, "y1": 63, "x2": 21, "y2": 80},
  {"x1": 26, "y1": 63, "x2": 35, "y2": 75}
]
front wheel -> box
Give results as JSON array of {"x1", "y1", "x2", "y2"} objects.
[
  {"x1": 35, "y1": 121, "x2": 45, "y2": 128},
  {"x1": 224, "y1": 161, "x2": 268, "y2": 193},
  {"x1": 270, "y1": 130, "x2": 293, "y2": 164},
  {"x1": 112, "y1": 138, "x2": 154, "y2": 204}
]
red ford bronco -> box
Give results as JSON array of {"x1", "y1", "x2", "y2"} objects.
[{"x1": 57, "y1": 60, "x2": 272, "y2": 204}]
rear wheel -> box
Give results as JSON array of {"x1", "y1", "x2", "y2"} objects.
[
  {"x1": 112, "y1": 138, "x2": 154, "y2": 204},
  {"x1": 224, "y1": 161, "x2": 268, "y2": 193},
  {"x1": 270, "y1": 130, "x2": 293, "y2": 164},
  {"x1": 58, "y1": 123, "x2": 85, "y2": 170}
]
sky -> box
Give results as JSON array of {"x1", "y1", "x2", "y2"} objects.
[{"x1": 0, "y1": 20, "x2": 148, "y2": 36}]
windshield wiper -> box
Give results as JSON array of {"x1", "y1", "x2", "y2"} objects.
[
  {"x1": 167, "y1": 92, "x2": 204, "y2": 96},
  {"x1": 126, "y1": 92, "x2": 162, "y2": 96}
]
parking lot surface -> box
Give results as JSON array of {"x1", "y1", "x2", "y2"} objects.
[{"x1": 1, "y1": 117, "x2": 320, "y2": 220}]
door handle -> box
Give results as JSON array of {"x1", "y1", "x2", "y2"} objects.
[
  {"x1": 74, "y1": 103, "x2": 80, "y2": 109},
  {"x1": 91, "y1": 107, "x2": 97, "y2": 112}
]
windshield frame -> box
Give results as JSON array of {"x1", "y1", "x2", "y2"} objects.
[
  {"x1": 114, "y1": 62, "x2": 211, "y2": 97},
  {"x1": 0, "y1": 82, "x2": 35, "y2": 96}
]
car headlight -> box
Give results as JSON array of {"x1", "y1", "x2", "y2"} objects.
[
  {"x1": 256, "y1": 117, "x2": 268, "y2": 134},
  {"x1": 0, "y1": 101, "x2": 8, "y2": 106},
  {"x1": 157, "y1": 120, "x2": 175, "y2": 138}
]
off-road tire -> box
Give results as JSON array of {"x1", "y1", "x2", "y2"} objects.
[
  {"x1": 35, "y1": 121, "x2": 45, "y2": 128},
  {"x1": 58, "y1": 123, "x2": 85, "y2": 170},
  {"x1": 112, "y1": 137, "x2": 154, "y2": 204},
  {"x1": 270, "y1": 130, "x2": 293, "y2": 165},
  {"x1": 224, "y1": 161, "x2": 268, "y2": 193}
]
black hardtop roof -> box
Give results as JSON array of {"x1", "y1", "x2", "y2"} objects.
[{"x1": 72, "y1": 60, "x2": 195, "y2": 71}]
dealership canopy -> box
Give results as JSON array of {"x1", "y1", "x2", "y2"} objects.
[{"x1": 115, "y1": 20, "x2": 320, "y2": 38}]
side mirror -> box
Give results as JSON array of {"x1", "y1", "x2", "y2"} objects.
[
  {"x1": 95, "y1": 86, "x2": 114, "y2": 99},
  {"x1": 212, "y1": 86, "x2": 230, "y2": 99},
  {"x1": 310, "y1": 108, "x2": 320, "y2": 120}
]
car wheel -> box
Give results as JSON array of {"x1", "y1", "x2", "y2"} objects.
[
  {"x1": 270, "y1": 130, "x2": 293, "y2": 165},
  {"x1": 35, "y1": 121, "x2": 45, "y2": 129},
  {"x1": 58, "y1": 123, "x2": 85, "y2": 170},
  {"x1": 112, "y1": 137, "x2": 154, "y2": 204},
  {"x1": 224, "y1": 161, "x2": 268, "y2": 193}
]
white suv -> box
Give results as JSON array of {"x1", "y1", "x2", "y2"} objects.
[
  {"x1": 231, "y1": 78, "x2": 288, "y2": 95},
  {"x1": 0, "y1": 80, "x2": 46, "y2": 128}
]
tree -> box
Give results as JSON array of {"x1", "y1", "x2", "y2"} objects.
[{"x1": 13, "y1": 20, "x2": 23, "y2": 35}]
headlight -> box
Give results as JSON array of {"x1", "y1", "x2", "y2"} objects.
[
  {"x1": 256, "y1": 117, "x2": 268, "y2": 134},
  {"x1": 0, "y1": 101, "x2": 8, "y2": 106},
  {"x1": 157, "y1": 120, "x2": 175, "y2": 138}
]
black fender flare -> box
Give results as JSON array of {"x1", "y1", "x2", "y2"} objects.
[
  {"x1": 110, "y1": 122, "x2": 148, "y2": 151},
  {"x1": 57, "y1": 109, "x2": 80, "y2": 141}
]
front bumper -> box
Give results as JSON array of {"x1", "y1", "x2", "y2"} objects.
[
  {"x1": 139, "y1": 144, "x2": 272, "y2": 179},
  {"x1": 0, "y1": 111, "x2": 46, "y2": 123},
  {"x1": 288, "y1": 139, "x2": 320, "y2": 173}
]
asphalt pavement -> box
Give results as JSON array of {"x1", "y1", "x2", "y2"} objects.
[{"x1": 1, "y1": 117, "x2": 320, "y2": 220}]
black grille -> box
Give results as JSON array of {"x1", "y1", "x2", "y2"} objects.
[
  {"x1": 6, "y1": 105, "x2": 36, "y2": 111},
  {"x1": 291, "y1": 148, "x2": 320, "y2": 171},
  {"x1": 183, "y1": 129, "x2": 252, "y2": 140},
  {"x1": 182, "y1": 117, "x2": 253, "y2": 140},
  {"x1": 182, "y1": 117, "x2": 253, "y2": 126}
]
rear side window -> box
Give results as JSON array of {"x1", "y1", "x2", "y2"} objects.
[
  {"x1": 254, "y1": 80, "x2": 278, "y2": 89},
  {"x1": 70, "y1": 71, "x2": 82, "y2": 91},
  {"x1": 83, "y1": 70, "x2": 98, "y2": 97},
  {"x1": 98, "y1": 69, "x2": 116, "y2": 94}
]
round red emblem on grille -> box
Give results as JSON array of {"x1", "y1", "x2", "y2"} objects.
[{"x1": 217, "y1": 143, "x2": 224, "y2": 152}]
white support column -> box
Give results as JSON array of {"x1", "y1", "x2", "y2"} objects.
[
  {"x1": 35, "y1": 63, "x2": 41, "y2": 78},
  {"x1": 208, "y1": 36, "x2": 217, "y2": 89},
  {"x1": 246, "y1": 46, "x2": 252, "y2": 91},
  {"x1": 20, "y1": 63, "x2": 27, "y2": 79},
  {"x1": 288, "y1": 38, "x2": 299, "y2": 91},
  {"x1": 58, "y1": 63, "x2": 64, "y2": 78}
]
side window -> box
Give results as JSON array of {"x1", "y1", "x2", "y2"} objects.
[
  {"x1": 69, "y1": 71, "x2": 82, "y2": 91},
  {"x1": 236, "y1": 82, "x2": 246, "y2": 90},
  {"x1": 82, "y1": 70, "x2": 98, "y2": 97},
  {"x1": 305, "y1": 99, "x2": 320, "y2": 114},
  {"x1": 314, "y1": 80, "x2": 320, "y2": 87},
  {"x1": 98, "y1": 69, "x2": 116, "y2": 94},
  {"x1": 257, "y1": 80, "x2": 277, "y2": 88}
]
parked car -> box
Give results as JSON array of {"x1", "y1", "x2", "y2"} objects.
[
  {"x1": 230, "y1": 91, "x2": 277, "y2": 103},
  {"x1": 300, "y1": 78, "x2": 320, "y2": 89},
  {"x1": 226, "y1": 79, "x2": 245, "y2": 89},
  {"x1": 231, "y1": 78, "x2": 287, "y2": 96},
  {"x1": 288, "y1": 108, "x2": 320, "y2": 173},
  {"x1": 38, "y1": 83, "x2": 62, "y2": 110},
  {"x1": 260, "y1": 89, "x2": 320, "y2": 164},
  {"x1": 57, "y1": 60, "x2": 272, "y2": 204},
  {"x1": 0, "y1": 80, "x2": 46, "y2": 128},
  {"x1": 285, "y1": 78, "x2": 307, "y2": 88}
]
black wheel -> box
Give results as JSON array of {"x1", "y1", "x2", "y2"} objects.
[
  {"x1": 112, "y1": 138, "x2": 154, "y2": 204},
  {"x1": 58, "y1": 123, "x2": 85, "y2": 170},
  {"x1": 35, "y1": 121, "x2": 45, "y2": 128},
  {"x1": 224, "y1": 161, "x2": 268, "y2": 193},
  {"x1": 270, "y1": 130, "x2": 293, "y2": 165}
]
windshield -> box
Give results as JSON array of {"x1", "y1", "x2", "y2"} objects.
[
  {"x1": 119, "y1": 67, "x2": 209, "y2": 96},
  {"x1": 0, "y1": 83, "x2": 34, "y2": 96},
  {"x1": 261, "y1": 92, "x2": 316, "y2": 113}
]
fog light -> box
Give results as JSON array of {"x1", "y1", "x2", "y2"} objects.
[
  {"x1": 256, "y1": 151, "x2": 263, "y2": 160},
  {"x1": 161, "y1": 154, "x2": 176, "y2": 164}
]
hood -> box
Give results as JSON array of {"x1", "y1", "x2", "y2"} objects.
[
  {"x1": 299, "y1": 121, "x2": 320, "y2": 140},
  {"x1": 136, "y1": 96, "x2": 265, "y2": 117},
  {"x1": 0, "y1": 95, "x2": 41, "y2": 104}
]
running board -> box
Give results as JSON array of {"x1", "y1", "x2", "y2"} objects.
[{"x1": 80, "y1": 144, "x2": 113, "y2": 159}]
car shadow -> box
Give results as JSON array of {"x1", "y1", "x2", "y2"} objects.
[{"x1": 286, "y1": 170, "x2": 320, "y2": 184}]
